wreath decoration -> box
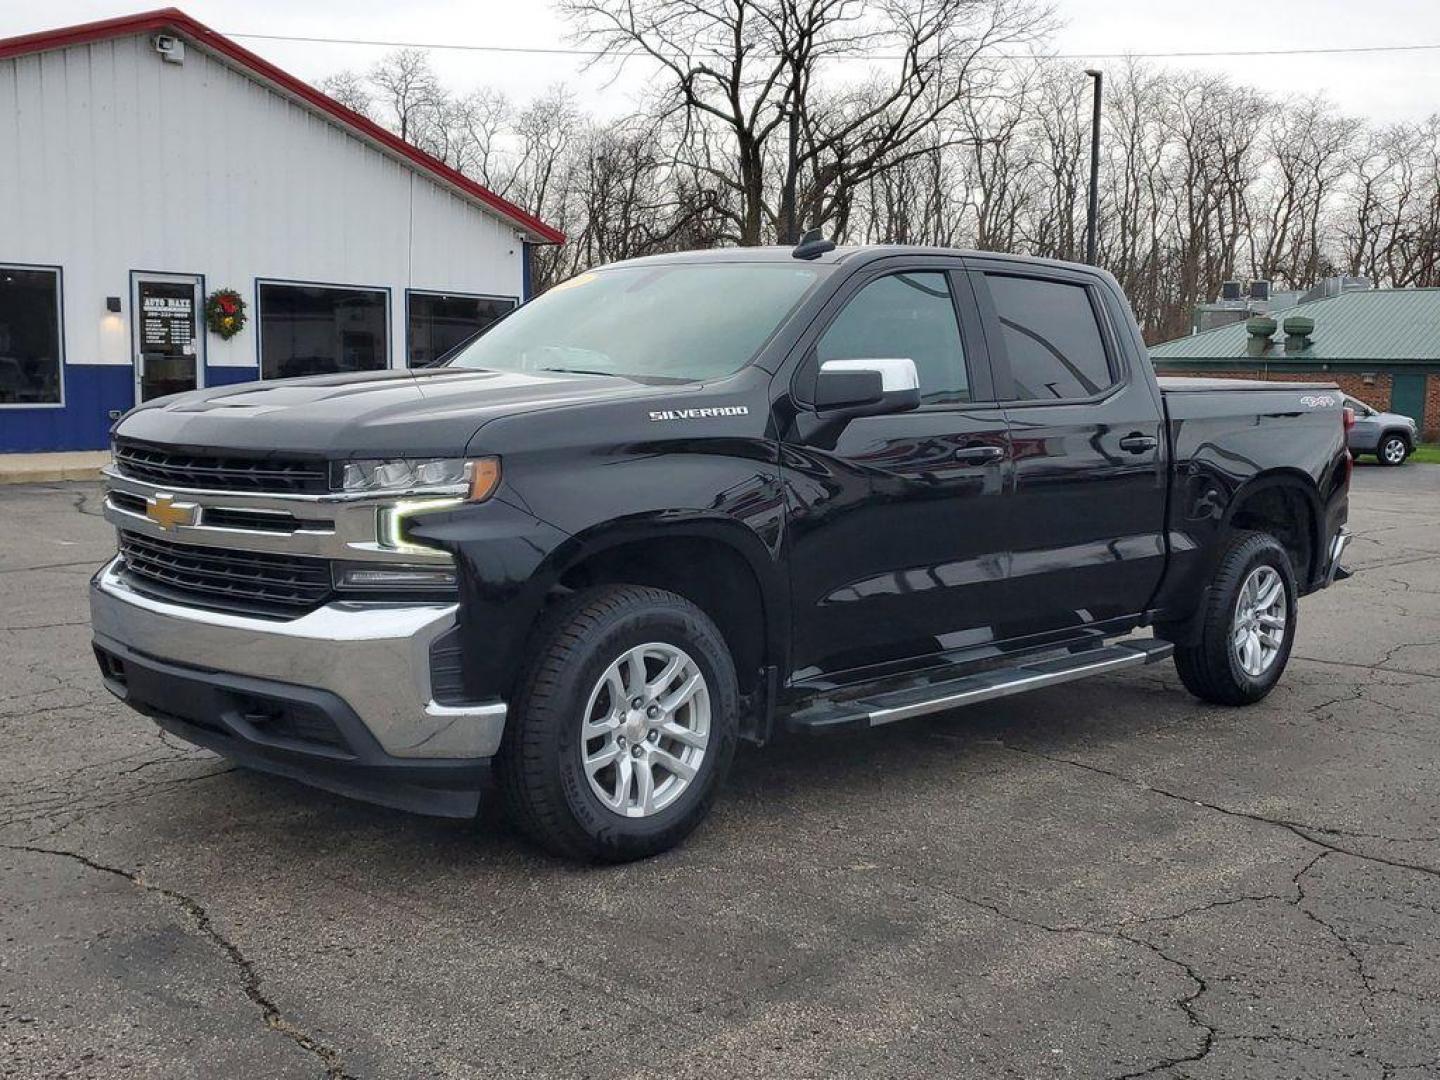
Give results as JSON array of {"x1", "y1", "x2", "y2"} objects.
[{"x1": 205, "y1": 288, "x2": 247, "y2": 340}]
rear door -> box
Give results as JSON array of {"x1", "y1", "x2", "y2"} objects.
[{"x1": 968, "y1": 261, "x2": 1167, "y2": 641}]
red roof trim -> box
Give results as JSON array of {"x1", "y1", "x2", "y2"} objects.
[{"x1": 0, "y1": 8, "x2": 565, "y2": 244}]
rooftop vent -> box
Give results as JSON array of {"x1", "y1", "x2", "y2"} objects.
[
  {"x1": 1245, "y1": 315, "x2": 1277, "y2": 357},
  {"x1": 1283, "y1": 315, "x2": 1315, "y2": 353}
]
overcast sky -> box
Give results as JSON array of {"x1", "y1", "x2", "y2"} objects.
[{"x1": 4, "y1": 0, "x2": 1438, "y2": 125}]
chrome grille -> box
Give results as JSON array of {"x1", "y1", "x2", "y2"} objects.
[
  {"x1": 114, "y1": 440, "x2": 329, "y2": 494},
  {"x1": 118, "y1": 530, "x2": 332, "y2": 615}
]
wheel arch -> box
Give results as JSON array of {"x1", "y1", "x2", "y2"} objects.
[
  {"x1": 1221, "y1": 469, "x2": 1325, "y2": 592},
  {"x1": 1379, "y1": 428, "x2": 1414, "y2": 451},
  {"x1": 524, "y1": 515, "x2": 786, "y2": 741}
]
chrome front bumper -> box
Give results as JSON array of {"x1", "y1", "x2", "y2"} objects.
[{"x1": 90, "y1": 558, "x2": 506, "y2": 760}]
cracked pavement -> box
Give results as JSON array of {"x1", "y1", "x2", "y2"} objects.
[{"x1": 2, "y1": 465, "x2": 1437, "y2": 1079}]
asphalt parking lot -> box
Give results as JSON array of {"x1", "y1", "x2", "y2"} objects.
[{"x1": 2, "y1": 466, "x2": 1437, "y2": 1080}]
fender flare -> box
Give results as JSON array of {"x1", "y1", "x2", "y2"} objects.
[
  {"x1": 530, "y1": 511, "x2": 789, "y2": 672},
  {"x1": 1220, "y1": 468, "x2": 1326, "y2": 580}
]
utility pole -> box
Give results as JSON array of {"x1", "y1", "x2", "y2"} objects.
[{"x1": 1084, "y1": 68, "x2": 1103, "y2": 266}]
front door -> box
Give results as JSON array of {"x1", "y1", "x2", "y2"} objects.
[
  {"x1": 781, "y1": 262, "x2": 1012, "y2": 680},
  {"x1": 132, "y1": 273, "x2": 204, "y2": 404}
]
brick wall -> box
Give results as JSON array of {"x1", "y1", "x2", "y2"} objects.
[{"x1": 1153, "y1": 366, "x2": 1439, "y2": 441}]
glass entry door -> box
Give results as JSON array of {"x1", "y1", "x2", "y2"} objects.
[{"x1": 132, "y1": 273, "x2": 204, "y2": 403}]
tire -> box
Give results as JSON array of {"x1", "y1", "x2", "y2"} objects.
[
  {"x1": 497, "y1": 584, "x2": 738, "y2": 862},
  {"x1": 1377, "y1": 433, "x2": 1409, "y2": 467},
  {"x1": 1173, "y1": 530, "x2": 1298, "y2": 706}
]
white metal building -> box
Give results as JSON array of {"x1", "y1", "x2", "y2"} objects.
[{"x1": 0, "y1": 8, "x2": 564, "y2": 452}]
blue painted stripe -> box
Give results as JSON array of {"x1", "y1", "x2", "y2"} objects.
[
  {"x1": 205, "y1": 365, "x2": 261, "y2": 388},
  {"x1": 0, "y1": 366, "x2": 266, "y2": 452},
  {"x1": 0, "y1": 365, "x2": 133, "y2": 452}
]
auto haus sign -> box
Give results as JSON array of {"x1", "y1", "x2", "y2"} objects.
[{"x1": 139, "y1": 286, "x2": 196, "y2": 355}]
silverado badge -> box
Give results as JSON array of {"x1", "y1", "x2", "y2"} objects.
[
  {"x1": 648, "y1": 406, "x2": 750, "y2": 422},
  {"x1": 144, "y1": 493, "x2": 199, "y2": 531}
]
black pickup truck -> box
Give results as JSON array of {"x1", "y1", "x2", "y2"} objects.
[{"x1": 90, "y1": 243, "x2": 1353, "y2": 861}]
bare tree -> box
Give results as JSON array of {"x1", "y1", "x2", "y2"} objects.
[
  {"x1": 367, "y1": 48, "x2": 444, "y2": 144},
  {"x1": 561, "y1": 0, "x2": 1050, "y2": 245},
  {"x1": 318, "y1": 70, "x2": 374, "y2": 119},
  {"x1": 1251, "y1": 95, "x2": 1359, "y2": 287},
  {"x1": 317, "y1": 18, "x2": 1438, "y2": 334}
]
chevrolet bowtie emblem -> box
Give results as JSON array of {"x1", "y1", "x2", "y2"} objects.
[{"x1": 144, "y1": 493, "x2": 199, "y2": 531}]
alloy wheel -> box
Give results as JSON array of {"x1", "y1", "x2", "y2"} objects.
[
  {"x1": 579, "y1": 643, "x2": 710, "y2": 818},
  {"x1": 1231, "y1": 565, "x2": 1287, "y2": 677}
]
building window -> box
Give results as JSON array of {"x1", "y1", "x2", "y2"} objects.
[
  {"x1": 407, "y1": 292, "x2": 515, "y2": 367},
  {"x1": 258, "y1": 282, "x2": 387, "y2": 380},
  {"x1": 0, "y1": 265, "x2": 63, "y2": 405}
]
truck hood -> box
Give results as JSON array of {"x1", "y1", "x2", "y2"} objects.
[{"x1": 114, "y1": 367, "x2": 674, "y2": 458}]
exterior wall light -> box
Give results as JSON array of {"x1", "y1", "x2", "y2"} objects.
[{"x1": 106, "y1": 296, "x2": 122, "y2": 312}]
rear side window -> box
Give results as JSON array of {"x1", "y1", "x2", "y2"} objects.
[
  {"x1": 817, "y1": 272, "x2": 969, "y2": 404},
  {"x1": 985, "y1": 275, "x2": 1113, "y2": 401}
]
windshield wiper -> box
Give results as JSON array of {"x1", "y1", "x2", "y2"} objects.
[{"x1": 537, "y1": 366, "x2": 620, "y2": 378}]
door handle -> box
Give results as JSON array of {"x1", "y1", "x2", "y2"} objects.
[
  {"x1": 953, "y1": 445, "x2": 1005, "y2": 465},
  {"x1": 1118, "y1": 433, "x2": 1158, "y2": 454}
]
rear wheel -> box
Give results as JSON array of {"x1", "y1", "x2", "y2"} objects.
[
  {"x1": 498, "y1": 585, "x2": 738, "y2": 862},
  {"x1": 1378, "y1": 433, "x2": 1409, "y2": 466},
  {"x1": 1173, "y1": 530, "x2": 1297, "y2": 706}
]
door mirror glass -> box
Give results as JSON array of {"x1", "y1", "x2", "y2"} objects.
[{"x1": 815, "y1": 357, "x2": 921, "y2": 415}]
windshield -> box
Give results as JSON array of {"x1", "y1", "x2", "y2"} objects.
[
  {"x1": 1344, "y1": 394, "x2": 1374, "y2": 415},
  {"x1": 447, "y1": 263, "x2": 822, "y2": 381}
]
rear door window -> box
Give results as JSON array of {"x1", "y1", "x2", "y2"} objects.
[{"x1": 985, "y1": 275, "x2": 1114, "y2": 401}]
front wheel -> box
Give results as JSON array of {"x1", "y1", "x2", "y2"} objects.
[
  {"x1": 497, "y1": 585, "x2": 738, "y2": 862},
  {"x1": 1173, "y1": 530, "x2": 1298, "y2": 706},
  {"x1": 1378, "y1": 434, "x2": 1409, "y2": 466}
]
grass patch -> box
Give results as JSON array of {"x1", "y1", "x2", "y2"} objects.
[{"x1": 1408, "y1": 443, "x2": 1440, "y2": 464}]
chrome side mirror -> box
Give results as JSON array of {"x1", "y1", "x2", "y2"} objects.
[{"x1": 814, "y1": 357, "x2": 921, "y2": 415}]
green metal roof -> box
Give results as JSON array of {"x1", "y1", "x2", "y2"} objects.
[{"x1": 1149, "y1": 288, "x2": 1440, "y2": 366}]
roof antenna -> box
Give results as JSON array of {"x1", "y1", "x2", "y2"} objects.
[{"x1": 792, "y1": 229, "x2": 835, "y2": 260}]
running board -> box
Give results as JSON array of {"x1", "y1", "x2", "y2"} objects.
[{"x1": 784, "y1": 638, "x2": 1175, "y2": 735}]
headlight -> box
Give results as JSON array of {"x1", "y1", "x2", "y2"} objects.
[{"x1": 341, "y1": 457, "x2": 501, "y2": 500}]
